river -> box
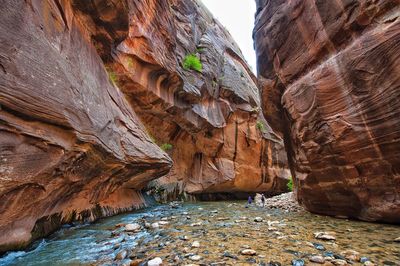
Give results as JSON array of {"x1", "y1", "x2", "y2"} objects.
[{"x1": 1, "y1": 201, "x2": 399, "y2": 265}]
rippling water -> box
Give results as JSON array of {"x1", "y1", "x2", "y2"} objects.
[{"x1": 1, "y1": 201, "x2": 399, "y2": 265}]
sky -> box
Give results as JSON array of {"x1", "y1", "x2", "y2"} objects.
[{"x1": 201, "y1": 0, "x2": 257, "y2": 74}]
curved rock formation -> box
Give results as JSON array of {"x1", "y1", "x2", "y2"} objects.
[
  {"x1": 0, "y1": 0, "x2": 171, "y2": 252},
  {"x1": 254, "y1": 0, "x2": 400, "y2": 222},
  {"x1": 74, "y1": 0, "x2": 290, "y2": 197}
]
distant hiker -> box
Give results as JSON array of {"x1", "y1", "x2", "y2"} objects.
[
  {"x1": 261, "y1": 193, "x2": 266, "y2": 207},
  {"x1": 246, "y1": 196, "x2": 252, "y2": 208}
]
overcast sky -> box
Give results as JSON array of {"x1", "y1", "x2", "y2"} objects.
[{"x1": 201, "y1": 0, "x2": 257, "y2": 74}]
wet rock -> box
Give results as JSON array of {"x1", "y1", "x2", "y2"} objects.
[
  {"x1": 312, "y1": 243, "x2": 325, "y2": 251},
  {"x1": 125, "y1": 224, "x2": 141, "y2": 232},
  {"x1": 394, "y1": 237, "x2": 400, "y2": 242},
  {"x1": 158, "y1": 221, "x2": 169, "y2": 226},
  {"x1": 364, "y1": 262, "x2": 375, "y2": 266},
  {"x1": 116, "y1": 249, "x2": 128, "y2": 260},
  {"x1": 340, "y1": 250, "x2": 360, "y2": 262},
  {"x1": 191, "y1": 241, "x2": 200, "y2": 248},
  {"x1": 241, "y1": 249, "x2": 257, "y2": 256},
  {"x1": 309, "y1": 255, "x2": 325, "y2": 264},
  {"x1": 147, "y1": 257, "x2": 163, "y2": 266},
  {"x1": 314, "y1": 232, "x2": 336, "y2": 241},
  {"x1": 189, "y1": 255, "x2": 202, "y2": 261},
  {"x1": 292, "y1": 259, "x2": 305, "y2": 266}
]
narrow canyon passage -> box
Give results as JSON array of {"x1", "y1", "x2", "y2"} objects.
[{"x1": 1, "y1": 0, "x2": 400, "y2": 265}]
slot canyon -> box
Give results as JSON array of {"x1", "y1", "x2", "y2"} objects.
[{"x1": 0, "y1": 0, "x2": 399, "y2": 265}]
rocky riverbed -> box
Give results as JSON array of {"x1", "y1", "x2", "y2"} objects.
[{"x1": 1, "y1": 200, "x2": 399, "y2": 266}]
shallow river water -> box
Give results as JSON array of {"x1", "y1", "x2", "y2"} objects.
[{"x1": 1, "y1": 201, "x2": 399, "y2": 266}]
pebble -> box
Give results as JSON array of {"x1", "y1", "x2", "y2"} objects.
[
  {"x1": 314, "y1": 231, "x2": 336, "y2": 241},
  {"x1": 124, "y1": 223, "x2": 141, "y2": 231},
  {"x1": 158, "y1": 221, "x2": 169, "y2": 225},
  {"x1": 312, "y1": 243, "x2": 325, "y2": 250},
  {"x1": 191, "y1": 241, "x2": 200, "y2": 248},
  {"x1": 241, "y1": 249, "x2": 257, "y2": 255},
  {"x1": 364, "y1": 262, "x2": 375, "y2": 266},
  {"x1": 147, "y1": 257, "x2": 163, "y2": 266},
  {"x1": 309, "y1": 255, "x2": 325, "y2": 264},
  {"x1": 340, "y1": 250, "x2": 360, "y2": 261},
  {"x1": 151, "y1": 223, "x2": 159, "y2": 229},
  {"x1": 254, "y1": 217, "x2": 263, "y2": 222},
  {"x1": 394, "y1": 237, "x2": 400, "y2": 242},
  {"x1": 223, "y1": 251, "x2": 238, "y2": 259},
  {"x1": 189, "y1": 255, "x2": 202, "y2": 261}
]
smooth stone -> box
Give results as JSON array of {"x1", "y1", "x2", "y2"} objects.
[
  {"x1": 292, "y1": 259, "x2": 305, "y2": 266},
  {"x1": 254, "y1": 217, "x2": 263, "y2": 222},
  {"x1": 147, "y1": 257, "x2": 163, "y2": 266},
  {"x1": 312, "y1": 243, "x2": 325, "y2": 251},
  {"x1": 360, "y1": 257, "x2": 370, "y2": 263},
  {"x1": 331, "y1": 259, "x2": 349, "y2": 266},
  {"x1": 189, "y1": 255, "x2": 202, "y2": 261},
  {"x1": 116, "y1": 249, "x2": 128, "y2": 260},
  {"x1": 125, "y1": 223, "x2": 141, "y2": 231},
  {"x1": 151, "y1": 223, "x2": 160, "y2": 229},
  {"x1": 314, "y1": 232, "x2": 336, "y2": 241},
  {"x1": 364, "y1": 262, "x2": 375, "y2": 266},
  {"x1": 394, "y1": 237, "x2": 400, "y2": 242},
  {"x1": 340, "y1": 250, "x2": 360, "y2": 261},
  {"x1": 241, "y1": 249, "x2": 257, "y2": 255},
  {"x1": 191, "y1": 241, "x2": 200, "y2": 248},
  {"x1": 310, "y1": 255, "x2": 325, "y2": 264},
  {"x1": 158, "y1": 221, "x2": 169, "y2": 225}
]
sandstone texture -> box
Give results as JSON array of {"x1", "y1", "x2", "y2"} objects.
[
  {"x1": 254, "y1": 0, "x2": 400, "y2": 222},
  {"x1": 0, "y1": 0, "x2": 172, "y2": 252},
  {"x1": 0, "y1": 0, "x2": 290, "y2": 253},
  {"x1": 76, "y1": 0, "x2": 290, "y2": 197}
]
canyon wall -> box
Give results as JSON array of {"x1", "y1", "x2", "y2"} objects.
[
  {"x1": 0, "y1": 0, "x2": 172, "y2": 252},
  {"x1": 0, "y1": 0, "x2": 289, "y2": 252},
  {"x1": 254, "y1": 0, "x2": 400, "y2": 223},
  {"x1": 73, "y1": 0, "x2": 290, "y2": 198}
]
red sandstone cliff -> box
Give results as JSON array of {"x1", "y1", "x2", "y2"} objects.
[
  {"x1": 73, "y1": 0, "x2": 290, "y2": 198},
  {"x1": 254, "y1": 0, "x2": 400, "y2": 223},
  {"x1": 0, "y1": 0, "x2": 172, "y2": 252},
  {"x1": 0, "y1": 0, "x2": 289, "y2": 252}
]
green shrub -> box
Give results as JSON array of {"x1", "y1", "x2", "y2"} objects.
[
  {"x1": 160, "y1": 143, "x2": 173, "y2": 151},
  {"x1": 287, "y1": 176, "x2": 293, "y2": 191},
  {"x1": 256, "y1": 121, "x2": 265, "y2": 131},
  {"x1": 108, "y1": 70, "x2": 117, "y2": 85},
  {"x1": 183, "y1": 54, "x2": 202, "y2": 72}
]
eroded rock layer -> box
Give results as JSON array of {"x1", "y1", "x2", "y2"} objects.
[
  {"x1": 73, "y1": 0, "x2": 290, "y2": 197},
  {"x1": 0, "y1": 0, "x2": 172, "y2": 252},
  {"x1": 254, "y1": 0, "x2": 400, "y2": 222}
]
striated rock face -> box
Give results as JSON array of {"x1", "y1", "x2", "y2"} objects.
[
  {"x1": 74, "y1": 0, "x2": 290, "y2": 197},
  {"x1": 254, "y1": 0, "x2": 400, "y2": 222},
  {"x1": 0, "y1": 0, "x2": 171, "y2": 252}
]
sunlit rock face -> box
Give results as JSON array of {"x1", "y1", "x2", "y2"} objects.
[
  {"x1": 0, "y1": 0, "x2": 172, "y2": 252},
  {"x1": 254, "y1": 0, "x2": 400, "y2": 223},
  {"x1": 73, "y1": 0, "x2": 290, "y2": 197}
]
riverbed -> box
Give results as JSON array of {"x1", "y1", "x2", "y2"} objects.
[{"x1": 1, "y1": 201, "x2": 399, "y2": 265}]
